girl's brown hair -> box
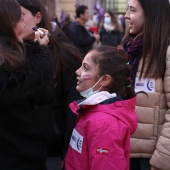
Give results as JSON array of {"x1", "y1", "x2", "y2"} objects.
[{"x1": 91, "y1": 46, "x2": 135, "y2": 100}]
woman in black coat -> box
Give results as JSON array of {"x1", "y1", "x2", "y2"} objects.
[
  {"x1": 0, "y1": 0, "x2": 55, "y2": 169},
  {"x1": 16, "y1": 0, "x2": 83, "y2": 169}
]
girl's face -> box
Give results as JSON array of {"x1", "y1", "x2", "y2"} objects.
[
  {"x1": 14, "y1": 16, "x2": 25, "y2": 43},
  {"x1": 21, "y1": 6, "x2": 40, "y2": 41},
  {"x1": 125, "y1": 0, "x2": 144, "y2": 35},
  {"x1": 76, "y1": 51, "x2": 101, "y2": 93}
]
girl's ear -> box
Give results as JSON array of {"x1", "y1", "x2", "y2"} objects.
[
  {"x1": 35, "y1": 12, "x2": 42, "y2": 24},
  {"x1": 100, "y1": 74, "x2": 112, "y2": 87}
]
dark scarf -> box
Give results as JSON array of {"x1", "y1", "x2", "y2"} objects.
[{"x1": 124, "y1": 35, "x2": 143, "y2": 86}]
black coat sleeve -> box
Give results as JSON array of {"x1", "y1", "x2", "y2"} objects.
[{"x1": 69, "y1": 23, "x2": 96, "y2": 47}]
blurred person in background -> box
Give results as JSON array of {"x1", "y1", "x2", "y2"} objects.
[
  {"x1": 91, "y1": 12, "x2": 99, "y2": 26},
  {"x1": 61, "y1": 14, "x2": 72, "y2": 39},
  {"x1": 99, "y1": 11, "x2": 123, "y2": 47},
  {"x1": 85, "y1": 19, "x2": 101, "y2": 48},
  {"x1": 118, "y1": 14, "x2": 126, "y2": 35},
  {"x1": 52, "y1": 15, "x2": 61, "y2": 28},
  {"x1": 68, "y1": 5, "x2": 100, "y2": 56}
]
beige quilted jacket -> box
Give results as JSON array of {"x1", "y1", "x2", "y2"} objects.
[{"x1": 130, "y1": 45, "x2": 170, "y2": 170}]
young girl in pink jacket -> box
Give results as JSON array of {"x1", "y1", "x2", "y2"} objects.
[{"x1": 65, "y1": 46, "x2": 138, "y2": 170}]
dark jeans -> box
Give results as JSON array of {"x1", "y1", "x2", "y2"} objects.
[{"x1": 130, "y1": 158, "x2": 150, "y2": 170}]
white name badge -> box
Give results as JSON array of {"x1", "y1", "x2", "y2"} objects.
[
  {"x1": 135, "y1": 78, "x2": 155, "y2": 93},
  {"x1": 70, "y1": 129, "x2": 83, "y2": 154}
]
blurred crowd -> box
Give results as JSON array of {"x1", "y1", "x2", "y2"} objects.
[{"x1": 52, "y1": 7, "x2": 126, "y2": 55}]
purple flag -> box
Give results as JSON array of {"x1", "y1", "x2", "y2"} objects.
[
  {"x1": 94, "y1": 0, "x2": 104, "y2": 22},
  {"x1": 60, "y1": 9, "x2": 65, "y2": 25},
  {"x1": 94, "y1": 0, "x2": 100, "y2": 11},
  {"x1": 74, "y1": 0, "x2": 80, "y2": 8}
]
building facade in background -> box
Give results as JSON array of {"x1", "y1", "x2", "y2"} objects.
[{"x1": 42, "y1": 0, "x2": 127, "y2": 22}]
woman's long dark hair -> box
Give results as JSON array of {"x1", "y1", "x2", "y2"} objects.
[
  {"x1": 16, "y1": 0, "x2": 83, "y2": 84},
  {"x1": 122, "y1": 0, "x2": 170, "y2": 79},
  {"x1": 0, "y1": 0, "x2": 24, "y2": 67},
  {"x1": 91, "y1": 46, "x2": 135, "y2": 100}
]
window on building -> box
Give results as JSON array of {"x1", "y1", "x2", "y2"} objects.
[{"x1": 101, "y1": 0, "x2": 127, "y2": 14}]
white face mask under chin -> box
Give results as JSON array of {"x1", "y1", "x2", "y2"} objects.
[{"x1": 80, "y1": 77, "x2": 103, "y2": 98}]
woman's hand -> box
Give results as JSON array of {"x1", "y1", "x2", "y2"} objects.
[
  {"x1": 94, "y1": 32, "x2": 100, "y2": 43},
  {"x1": 34, "y1": 28, "x2": 50, "y2": 46}
]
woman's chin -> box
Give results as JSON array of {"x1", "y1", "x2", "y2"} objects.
[{"x1": 76, "y1": 86, "x2": 80, "y2": 92}]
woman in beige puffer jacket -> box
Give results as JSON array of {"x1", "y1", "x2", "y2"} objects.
[{"x1": 121, "y1": 0, "x2": 170, "y2": 169}]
